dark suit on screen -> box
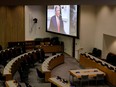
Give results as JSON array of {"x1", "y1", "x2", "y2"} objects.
[{"x1": 49, "y1": 15, "x2": 65, "y2": 34}]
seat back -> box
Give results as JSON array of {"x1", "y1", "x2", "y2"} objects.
[
  {"x1": 81, "y1": 75, "x2": 89, "y2": 80},
  {"x1": 96, "y1": 49, "x2": 101, "y2": 58},
  {"x1": 106, "y1": 52, "x2": 116, "y2": 66},
  {"x1": 92, "y1": 48, "x2": 97, "y2": 55},
  {"x1": 36, "y1": 68, "x2": 45, "y2": 78},
  {"x1": 96, "y1": 74, "x2": 104, "y2": 80},
  {"x1": 91, "y1": 48, "x2": 102, "y2": 58}
]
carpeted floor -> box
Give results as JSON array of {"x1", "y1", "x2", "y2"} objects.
[
  {"x1": 1, "y1": 53, "x2": 113, "y2": 87},
  {"x1": 51, "y1": 54, "x2": 81, "y2": 80}
]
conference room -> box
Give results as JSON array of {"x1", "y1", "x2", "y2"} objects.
[{"x1": 0, "y1": 0, "x2": 116, "y2": 87}]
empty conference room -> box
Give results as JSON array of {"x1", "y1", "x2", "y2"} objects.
[{"x1": 0, "y1": 0, "x2": 116, "y2": 87}]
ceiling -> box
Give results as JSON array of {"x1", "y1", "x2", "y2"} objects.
[{"x1": 1, "y1": 0, "x2": 116, "y2": 5}]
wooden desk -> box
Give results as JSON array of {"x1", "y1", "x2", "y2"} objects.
[
  {"x1": 3, "y1": 58, "x2": 18, "y2": 81},
  {"x1": 3, "y1": 50, "x2": 36, "y2": 81},
  {"x1": 36, "y1": 45, "x2": 64, "y2": 53},
  {"x1": 69, "y1": 68, "x2": 105, "y2": 79},
  {"x1": 79, "y1": 53, "x2": 116, "y2": 86},
  {"x1": 41, "y1": 53, "x2": 64, "y2": 82},
  {"x1": 5, "y1": 80, "x2": 18, "y2": 87},
  {"x1": 49, "y1": 77, "x2": 70, "y2": 87}
]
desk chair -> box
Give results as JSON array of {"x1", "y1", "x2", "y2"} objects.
[
  {"x1": 36, "y1": 68, "x2": 45, "y2": 78},
  {"x1": 70, "y1": 82, "x2": 76, "y2": 87},
  {"x1": 96, "y1": 74, "x2": 104, "y2": 85},
  {"x1": 24, "y1": 82, "x2": 32, "y2": 87},
  {"x1": 80, "y1": 75, "x2": 89, "y2": 87},
  {"x1": 17, "y1": 82, "x2": 22, "y2": 87},
  {"x1": 36, "y1": 68, "x2": 45, "y2": 82}
]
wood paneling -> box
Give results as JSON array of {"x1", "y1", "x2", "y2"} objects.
[
  {"x1": 0, "y1": 6, "x2": 25, "y2": 48},
  {"x1": 0, "y1": 7, "x2": 6, "y2": 48}
]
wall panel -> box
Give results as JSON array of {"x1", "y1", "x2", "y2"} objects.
[
  {"x1": 0, "y1": 7, "x2": 6, "y2": 48},
  {"x1": 0, "y1": 6, "x2": 25, "y2": 49}
]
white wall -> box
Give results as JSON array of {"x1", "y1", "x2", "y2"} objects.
[
  {"x1": 95, "y1": 5, "x2": 116, "y2": 57},
  {"x1": 46, "y1": 33, "x2": 73, "y2": 56},
  {"x1": 79, "y1": 5, "x2": 96, "y2": 52},
  {"x1": 103, "y1": 34, "x2": 116, "y2": 59},
  {"x1": 25, "y1": 5, "x2": 74, "y2": 55},
  {"x1": 25, "y1": 5, "x2": 52, "y2": 40},
  {"x1": 25, "y1": 5, "x2": 97, "y2": 58}
]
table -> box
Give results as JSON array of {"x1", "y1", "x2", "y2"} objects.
[{"x1": 69, "y1": 68, "x2": 105, "y2": 82}]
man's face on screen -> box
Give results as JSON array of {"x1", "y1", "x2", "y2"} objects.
[{"x1": 55, "y1": 6, "x2": 60, "y2": 17}]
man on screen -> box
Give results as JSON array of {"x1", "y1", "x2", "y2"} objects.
[{"x1": 49, "y1": 5, "x2": 65, "y2": 34}]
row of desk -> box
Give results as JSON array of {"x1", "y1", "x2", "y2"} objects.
[
  {"x1": 3, "y1": 44, "x2": 64, "y2": 87},
  {"x1": 48, "y1": 68, "x2": 105, "y2": 87},
  {"x1": 3, "y1": 50, "x2": 37, "y2": 81},
  {"x1": 79, "y1": 53, "x2": 116, "y2": 86},
  {"x1": 8, "y1": 40, "x2": 64, "y2": 53},
  {"x1": 85, "y1": 53, "x2": 116, "y2": 71},
  {"x1": 5, "y1": 53, "x2": 64, "y2": 86},
  {"x1": 41, "y1": 53, "x2": 64, "y2": 82},
  {"x1": 3, "y1": 50, "x2": 39, "y2": 87},
  {"x1": 46, "y1": 53, "x2": 106, "y2": 87}
]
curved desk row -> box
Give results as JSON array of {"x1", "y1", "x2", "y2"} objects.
[
  {"x1": 3, "y1": 49, "x2": 40, "y2": 87},
  {"x1": 3, "y1": 50, "x2": 38, "y2": 81},
  {"x1": 79, "y1": 53, "x2": 116, "y2": 86},
  {"x1": 4, "y1": 48, "x2": 64, "y2": 87},
  {"x1": 41, "y1": 53, "x2": 64, "y2": 82},
  {"x1": 85, "y1": 53, "x2": 116, "y2": 71},
  {"x1": 0, "y1": 47, "x2": 23, "y2": 66}
]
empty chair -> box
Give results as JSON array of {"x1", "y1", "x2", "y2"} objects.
[
  {"x1": 96, "y1": 74, "x2": 104, "y2": 85},
  {"x1": 26, "y1": 54, "x2": 34, "y2": 68},
  {"x1": 32, "y1": 51, "x2": 38, "y2": 62},
  {"x1": 89, "y1": 48, "x2": 102, "y2": 58},
  {"x1": 4, "y1": 50, "x2": 9, "y2": 61},
  {"x1": 79, "y1": 75, "x2": 89, "y2": 86},
  {"x1": 15, "y1": 80, "x2": 22, "y2": 87},
  {"x1": 36, "y1": 49, "x2": 45, "y2": 63},
  {"x1": 42, "y1": 37, "x2": 51, "y2": 45},
  {"x1": 70, "y1": 82, "x2": 76, "y2": 87},
  {"x1": 92, "y1": 48, "x2": 97, "y2": 56},
  {"x1": 18, "y1": 67, "x2": 27, "y2": 82},
  {"x1": 36, "y1": 68, "x2": 45, "y2": 78},
  {"x1": 50, "y1": 37, "x2": 60, "y2": 45},
  {"x1": 96, "y1": 49, "x2": 102, "y2": 58},
  {"x1": 106, "y1": 52, "x2": 116, "y2": 66},
  {"x1": 24, "y1": 82, "x2": 32, "y2": 87},
  {"x1": 1, "y1": 51, "x2": 8, "y2": 66}
]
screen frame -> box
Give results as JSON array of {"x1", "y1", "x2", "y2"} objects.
[{"x1": 46, "y1": 5, "x2": 80, "y2": 39}]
